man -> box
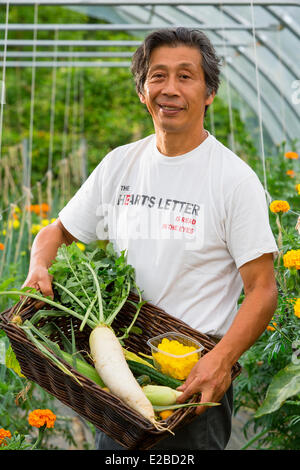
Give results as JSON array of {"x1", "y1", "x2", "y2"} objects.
[{"x1": 23, "y1": 28, "x2": 278, "y2": 450}]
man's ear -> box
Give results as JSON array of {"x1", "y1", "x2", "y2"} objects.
[
  {"x1": 205, "y1": 91, "x2": 215, "y2": 107},
  {"x1": 139, "y1": 92, "x2": 146, "y2": 105}
]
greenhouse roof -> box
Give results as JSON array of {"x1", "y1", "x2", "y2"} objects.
[{"x1": 0, "y1": 1, "x2": 299, "y2": 152}]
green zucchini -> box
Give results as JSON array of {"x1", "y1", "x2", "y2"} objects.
[
  {"x1": 136, "y1": 374, "x2": 151, "y2": 386},
  {"x1": 127, "y1": 360, "x2": 183, "y2": 389}
]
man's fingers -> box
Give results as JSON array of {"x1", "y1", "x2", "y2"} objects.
[
  {"x1": 176, "y1": 378, "x2": 200, "y2": 403},
  {"x1": 195, "y1": 391, "x2": 214, "y2": 415},
  {"x1": 20, "y1": 275, "x2": 54, "y2": 307},
  {"x1": 37, "y1": 280, "x2": 54, "y2": 299}
]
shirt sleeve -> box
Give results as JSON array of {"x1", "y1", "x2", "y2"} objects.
[
  {"x1": 58, "y1": 158, "x2": 108, "y2": 244},
  {"x1": 225, "y1": 174, "x2": 278, "y2": 269}
]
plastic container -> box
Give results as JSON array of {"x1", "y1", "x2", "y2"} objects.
[{"x1": 147, "y1": 332, "x2": 204, "y2": 380}]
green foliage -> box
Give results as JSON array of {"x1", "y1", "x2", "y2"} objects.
[
  {"x1": 48, "y1": 241, "x2": 139, "y2": 327},
  {"x1": 255, "y1": 362, "x2": 300, "y2": 418},
  {"x1": 234, "y1": 205, "x2": 300, "y2": 449}
]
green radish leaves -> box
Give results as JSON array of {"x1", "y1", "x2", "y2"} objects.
[{"x1": 48, "y1": 242, "x2": 140, "y2": 328}]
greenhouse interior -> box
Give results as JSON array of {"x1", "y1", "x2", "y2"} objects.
[{"x1": 0, "y1": 0, "x2": 299, "y2": 452}]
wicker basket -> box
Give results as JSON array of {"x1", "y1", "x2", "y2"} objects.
[{"x1": 0, "y1": 292, "x2": 241, "y2": 450}]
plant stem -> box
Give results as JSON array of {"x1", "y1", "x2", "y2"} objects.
[
  {"x1": 61, "y1": 245, "x2": 91, "y2": 302},
  {"x1": 106, "y1": 281, "x2": 131, "y2": 326},
  {"x1": 30, "y1": 424, "x2": 46, "y2": 450},
  {"x1": 83, "y1": 261, "x2": 103, "y2": 323},
  {"x1": 240, "y1": 428, "x2": 269, "y2": 450},
  {"x1": 117, "y1": 285, "x2": 145, "y2": 339},
  {"x1": 273, "y1": 324, "x2": 293, "y2": 343},
  {"x1": 0, "y1": 290, "x2": 97, "y2": 329},
  {"x1": 53, "y1": 281, "x2": 99, "y2": 325}
]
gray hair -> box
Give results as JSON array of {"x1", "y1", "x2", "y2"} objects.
[{"x1": 131, "y1": 27, "x2": 221, "y2": 98}]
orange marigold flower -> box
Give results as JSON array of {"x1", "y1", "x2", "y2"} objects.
[
  {"x1": 294, "y1": 299, "x2": 300, "y2": 318},
  {"x1": 267, "y1": 325, "x2": 275, "y2": 331},
  {"x1": 269, "y1": 200, "x2": 290, "y2": 214},
  {"x1": 283, "y1": 249, "x2": 300, "y2": 270},
  {"x1": 41, "y1": 203, "x2": 50, "y2": 213},
  {"x1": 0, "y1": 242, "x2": 4, "y2": 251},
  {"x1": 285, "y1": 151, "x2": 299, "y2": 160},
  {"x1": 286, "y1": 170, "x2": 295, "y2": 178},
  {"x1": 0, "y1": 428, "x2": 12, "y2": 446},
  {"x1": 26, "y1": 203, "x2": 50, "y2": 215},
  {"x1": 28, "y1": 409, "x2": 56, "y2": 429}
]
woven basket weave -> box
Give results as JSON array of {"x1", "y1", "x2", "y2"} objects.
[{"x1": 0, "y1": 292, "x2": 241, "y2": 450}]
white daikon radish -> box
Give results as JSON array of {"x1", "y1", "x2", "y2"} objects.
[{"x1": 89, "y1": 325, "x2": 161, "y2": 426}]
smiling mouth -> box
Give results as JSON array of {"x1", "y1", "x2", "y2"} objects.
[{"x1": 158, "y1": 104, "x2": 185, "y2": 114}]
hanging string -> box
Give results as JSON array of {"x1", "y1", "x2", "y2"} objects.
[
  {"x1": 0, "y1": 1, "x2": 10, "y2": 163},
  {"x1": 26, "y1": 1, "x2": 38, "y2": 193},
  {"x1": 79, "y1": 69, "x2": 85, "y2": 139},
  {"x1": 275, "y1": 24, "x2": 287, "y2": 145},
  {"x1": 71, "y1": 66, "x2": 79, "y2": 156},
  {"x1": 48, "y1": 27, "x2": 59, "y2": 173},
  {"x1": 249, "y1": 0, "x2": 271, "y2": 203},
  {"x1": 220, "y1": 4, "x2": 236, "y2": 154},
  {"x1": 61, "y1": 47, "x2": 73, "y2": 161}
]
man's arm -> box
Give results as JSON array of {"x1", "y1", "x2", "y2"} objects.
[
  {"x1": 22, "y1": 218, "x2": 77, "y2": 298},
  {"x1": 176, "y1": 253, "x2": 278, "y2": 412}
]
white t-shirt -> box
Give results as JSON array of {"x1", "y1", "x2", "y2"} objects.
[{"x1": 59, "y1": 133, "x2": 278, "y2": 337}]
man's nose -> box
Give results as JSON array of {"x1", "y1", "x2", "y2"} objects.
[{"x1": 161, "y1": 76, "x2": 179, "y2": 95}]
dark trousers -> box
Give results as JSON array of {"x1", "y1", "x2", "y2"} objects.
[{"x1": 95, "y1": 384, "x2": 233, "y2": 450}]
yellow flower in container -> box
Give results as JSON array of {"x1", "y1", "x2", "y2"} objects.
[
  {"x1": 269, "y1": 200, "x2": 290, "y2": 214},
  {"x1": 148, "y1": 333, "x2": 203, "y2": 381},
  {"x1": 296, "y1": 184, "x2": 300, "y2": 195},
  {"x1": 285, "y1": 151, "x2": 299, "y2": 160},
  {"x1": 294, "y1": 299, "x2": 300, "y2": 318},
  {"x1": 41, "y1": 219, "x2": 50, "y2": 227},
  {"x1": 283, "y1": 249, "x2": 300, "y2": 270}
]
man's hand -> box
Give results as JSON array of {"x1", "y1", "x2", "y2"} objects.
[
  {"x1": 21, "y1": 265, "x2": 54, "y2": 299},
  {"x1": 176, "y1": 350, "x2": 232, "y2": 415},
  {"x1": 20, "y1": 218, "x2": 77, "y2": 305},
  {"x1": 21, "y1": 265, "x2": 54, "y2": 309}
]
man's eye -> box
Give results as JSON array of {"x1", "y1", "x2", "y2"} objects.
[{"x1": 180, "y1": 74, "x2": 190, "y2": 79}]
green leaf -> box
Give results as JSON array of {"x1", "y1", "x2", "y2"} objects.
[
  {"x1": 255, "y1": 362, "x2": 300, "y2": 418},
  {"x1": 5, "y1": 345, "x2": 25, "y2": 378}
]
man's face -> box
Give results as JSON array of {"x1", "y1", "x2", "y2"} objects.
[{"x1": 139, "y1": 44, "x2": 214, "y2": 136}]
